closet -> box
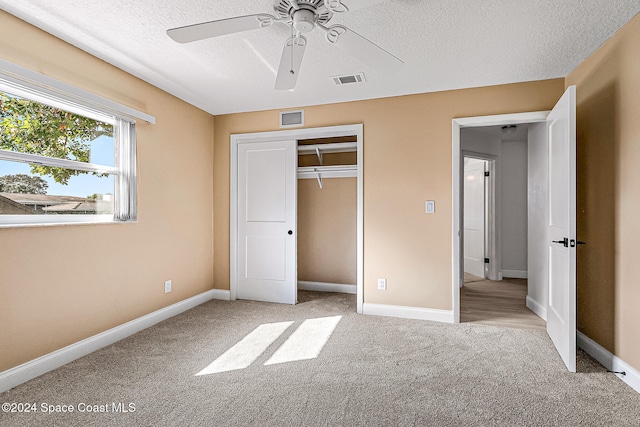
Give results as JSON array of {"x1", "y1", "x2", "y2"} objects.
[
  {"x1": 230, "y1": 124, "x2": 363, "y2": 309},
  {"x1": 297, "y1": 136, "x2": 358, "y2": 295}
]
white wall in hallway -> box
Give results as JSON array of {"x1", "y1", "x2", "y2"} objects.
[{"x1": 501, "y1": 139, "x2": 528, "y2": 277}]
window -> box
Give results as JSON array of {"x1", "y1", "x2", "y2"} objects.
[{"x1": 0, "y1": 59, "x2": 153, "y2": 227}]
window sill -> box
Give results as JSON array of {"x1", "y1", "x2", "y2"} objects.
[{"x1": 0, "y1": 215, "x2": 136, "y2": 229}]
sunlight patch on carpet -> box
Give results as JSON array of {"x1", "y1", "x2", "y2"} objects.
[
  {"x1": 196, "y1": 321, "x2": 293, "y2": 375},
  {"x1": 196, "y1": 316, "x2": 342, "y2": 375},
  {"x1": 264, "y1": 315, "x2": 342, "y2": 365}
]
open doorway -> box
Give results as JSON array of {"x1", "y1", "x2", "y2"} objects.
[
  {"x1": 452, "y1": 112, "x2": 554, "y2": 330},
  {"x1": 297, "y1": 136, "x2": 358, "y2": 307},
  {"x1": 460, "y1": 125, "x2": 544, "y2": 329}
]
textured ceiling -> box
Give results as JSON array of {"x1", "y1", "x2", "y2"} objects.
[{"x1": 0, "y1": 1, "x2": 638, "y2": 115}]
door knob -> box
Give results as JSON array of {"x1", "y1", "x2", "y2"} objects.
[
  {"x1": 552, "y1": 238, "x2": 569, "y2": 247},
  {"x1": 288, "y1": 230, "x2": 293, "y2": 235}
]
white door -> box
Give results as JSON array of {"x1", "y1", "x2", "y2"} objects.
[
  {"x1": 237, "y1": 140, "x2": 297, "y2": 304},
  {"x1": 546, "y1": 86, "x2": 577, "y2": 372},
  {"x1": 464, "y1": 158, "x2": 486, "y2": 278}
]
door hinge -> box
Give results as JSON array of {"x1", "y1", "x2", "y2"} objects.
[
  {"x1": 484, "y1": 258, "x2": 490, "y2": 264},
  {"x1": 484, "y1": 171, "x2": 490, "y2": 177}
]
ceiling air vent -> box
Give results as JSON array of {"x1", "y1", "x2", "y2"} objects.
[
  {"x1": 332, "y1": 73, "x2": 366, "y2": 85},
  {"x1": 280, "y1": 109, "x2": 304, "y2": 128}
]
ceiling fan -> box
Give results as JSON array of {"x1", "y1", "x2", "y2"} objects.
[{"x1": 167, "y1": 0, "x2": 403, "y2": 90}]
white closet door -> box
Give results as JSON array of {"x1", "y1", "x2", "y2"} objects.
[{"x1": 237, "y1": 140, "x2": 297, "y2": 304}]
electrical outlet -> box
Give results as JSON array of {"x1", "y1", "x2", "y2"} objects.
[
  {"x1": 377, "y1": 278, "x2": 387, "y2": 291},
  {"x1": 164, "y1": 280, "x2": 172, "y2": 293}
]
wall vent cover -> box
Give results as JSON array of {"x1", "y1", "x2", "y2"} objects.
[
  {"x1": 332, "y1": 73, "x2": 366, "y2": 85},
  {"x1": 280, "y1": 109, "x2": 304, "y2": 128}
]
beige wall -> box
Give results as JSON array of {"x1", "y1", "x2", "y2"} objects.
[
  {"x1": 214, "y1": 79, "x2": 565, "y2": 309},
  {"x1": 567, "y1": 13, "x2": 640, "y2": 371},
  {"x1": 298, "y1": 178, "x2": 357, "y2": 285},
  {"x1": 0, "y1": 11, "x2": 215, "y2": 372}
]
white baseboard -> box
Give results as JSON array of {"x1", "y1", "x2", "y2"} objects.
[
  {"x1": 502, "y1": 270, "x2": 528, "y2": 279},
  {"x1": 298, "y1": 280, "x2": 356, "y2": 294},
  {"x1": 0, "y1": 289, "x2": 217, "y2": 393},
  {"x1": 577, "y1": 331, "x2": 640, "y2": 394},
  {"x1": 526, "y1": 296, "x2": 547, "y2": 321},
  {"x1": 362, "y1": 303, "x2": 454, "y2": 323},
  {"x1": 211, "y1": 288, "x2": 231, "y2": 300}
]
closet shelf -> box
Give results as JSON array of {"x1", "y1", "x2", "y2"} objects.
[
  {"x1": 297, "y1": 142, "x2": 357, "y2": 155},
  {"x1": 297, "y1": 165, "x2": 358, "y2": 180},
  {"x1": 298, "y1": 142, "x2": 357, "y2": 188}
]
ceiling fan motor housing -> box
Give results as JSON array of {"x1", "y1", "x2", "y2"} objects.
[
  {"x1": 293, "y1": 9, "x2": 316, "y2": 33},
  {"x1": 274, "y1": 0, "x2": 333, "y2": 25}
]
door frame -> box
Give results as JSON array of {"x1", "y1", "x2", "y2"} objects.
[
  {"x1": 231, "y1": 124, "x2": 364, "y2": 313},
  {"x1": 452, "y1": 112, "x2": 549, "y2": 323},
  {"x1": 462, "y1": 152, "x2": 497, "y2": 282}
]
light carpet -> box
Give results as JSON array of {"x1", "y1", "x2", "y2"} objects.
[{"x1": 1, "y1": 291, "x2": 639, "y2": 426}]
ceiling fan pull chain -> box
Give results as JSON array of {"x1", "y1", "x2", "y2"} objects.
[{"x1": 290, "y1": 26, "x2": 295, "y2": 75}]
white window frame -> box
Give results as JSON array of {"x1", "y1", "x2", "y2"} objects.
[{"x1": 0, "y1": 59, "x2": 154, "y2": 227}]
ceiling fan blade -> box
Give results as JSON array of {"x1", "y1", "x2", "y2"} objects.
[
  {"x1": 323, "y1": 0, "x2": 390, "y2": 13},
  {"x1": 320, "y1": 25, "x2": 403, "y2": 72},
  {"x1": 167, "y1": 14, "x2": 278, "y2": 43},
  {"x1": 275, "y1": 35, "x2": 307, "y2": 90}
]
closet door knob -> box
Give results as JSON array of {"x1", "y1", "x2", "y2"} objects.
[{"x1": 288, "y1": 230, "x2": 293, "y2": 235}]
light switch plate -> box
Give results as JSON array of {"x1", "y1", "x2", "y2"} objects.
[{"x1": 425, "y1": 200, "x2": 435, "y2": 214}]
